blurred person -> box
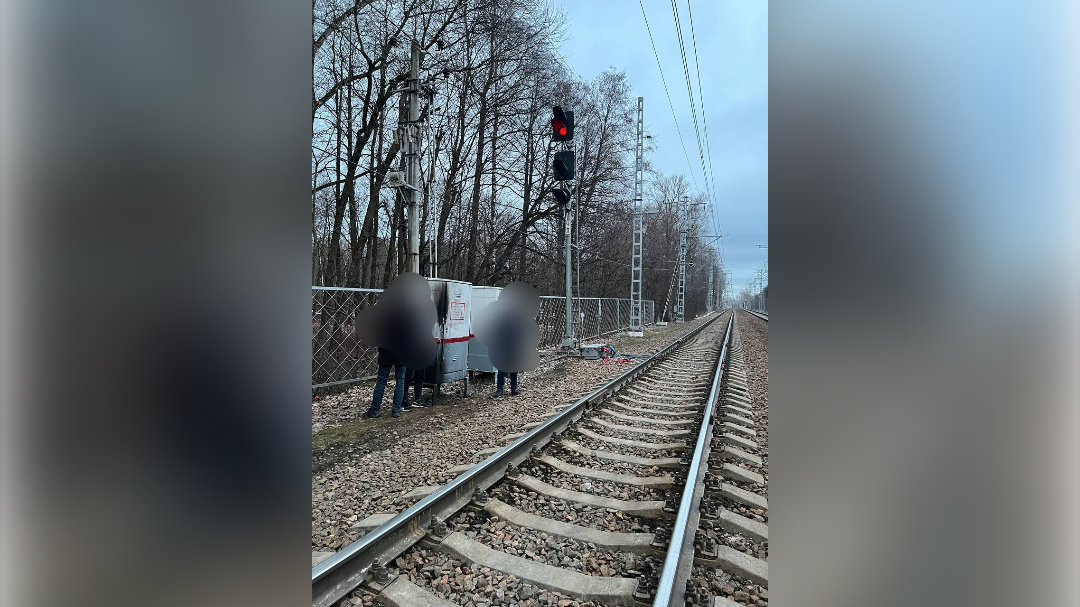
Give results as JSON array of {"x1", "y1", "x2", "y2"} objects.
[
  {"x1": 473, "y1": 282, "x2": 541, "y2": 398},
  {"x1": 494, "y1": 369, "x2": 519, "y2": 397},
  {"x1": 362, "y1": 346, "x2": 408, "y2": 418},
  {"x1": 355, "y1": 272, "x2": 438, "y2": 373},
  {"x1": 355, "y1": 272, "x2": 440, "y2": 416}
]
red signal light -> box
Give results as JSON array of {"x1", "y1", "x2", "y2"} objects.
[{"x1": 551, "y1": 106, "x2": 573, "y2": 141}]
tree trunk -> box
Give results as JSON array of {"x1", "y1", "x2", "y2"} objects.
[
  {"x1": 437, "y1": 79, "x2": 469, "y2": 273},
  {"x1": 361, "y1": 130, "x2": 380, "y2": 286},
  {"x1": 463, "y1": 93, "x2": 488, "y2": 283},
  {"x1": 345, "y1": 74, "x2": 361, "y2": 287},
  {"x1": 488, "y1": 89, "x2": 499, "y2": 282}
]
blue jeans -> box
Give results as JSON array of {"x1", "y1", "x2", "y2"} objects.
[
  {"x1": 407, "y1": 367, "x2": 424, "y2": 402},
  {"x1": 370, "y1": 363, "x2": 406, "y2": 415},
  {"x1": 496, "y1": 370, "x2": 518, "y2": 394}
]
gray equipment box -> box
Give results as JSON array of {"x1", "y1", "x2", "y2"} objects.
[
  {"x1": 468, "y1": 286, "x2": 502, "y2": 373},
  {"x1": 579, "y1": 343, "x2": 610, "y2": 360},
  {"x1": 420, "y1": 279, "x2": 472, "y2": 398}
]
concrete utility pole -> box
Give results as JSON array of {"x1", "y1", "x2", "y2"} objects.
[
  {"x1": 629, "y1": 97, "x2": 645, "y2": 337},
  {"x1": 676, "y1": 195, "x2": 688, "y2": 323},
  {"x1": 405, "y1": 41, "x2": 422, "y2": 274}
]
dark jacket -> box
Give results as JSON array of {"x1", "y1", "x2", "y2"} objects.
[
  {"x1": 488, "y1": 313, "x2": 530, "y2": 372},
  {"x1": 377, "y1": 346, "x2": 399, "y2": 367}
]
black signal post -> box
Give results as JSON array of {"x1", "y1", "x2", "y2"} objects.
[{"x1": 551, "y1": 105, "x2": 577, "y2": 349}]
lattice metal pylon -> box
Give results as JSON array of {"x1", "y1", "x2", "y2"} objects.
[
  {"x1": 660, "y1": 264, "x2": 677, "y2": 324},
  {"x1": 628, "y1": 96, "x2": 645, "y2": 337},
  {"x1": 677, "y1": 196, "x2": 687, "y2": 323},
  {"x1": 707, "y1": 268, "x2": 713, "y2": 314}
]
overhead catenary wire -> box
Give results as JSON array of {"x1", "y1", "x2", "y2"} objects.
[
  {"x1": 638, "y1": 0, "x2": 700, "y2": 192},
  {"x1": 685, "y1": 0, "x2": 721, "y2": 240},
  {"x1": 660, "y1": 0, "x2": 712, "y2": 207},
  {"x1": 637, "y1": 0, "x2": 727, "y2": 287},
  {"x1": 668, "y1": 0, "x2": 726, "y2": 275}
]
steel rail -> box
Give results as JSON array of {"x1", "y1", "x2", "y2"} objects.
[
  {"x1": 746, "y1": 309, "x2": 768, "y2": 322},
  {"x1": 652, "y1": 311, "x2": 734, "y2": 606},
  {"x1": 311, "y1": 312, "x2": 726, "y2": 607}
]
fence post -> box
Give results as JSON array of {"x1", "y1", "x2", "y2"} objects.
[{"x1": 596, "y1": 299, "x2": 602, "y2": 339}]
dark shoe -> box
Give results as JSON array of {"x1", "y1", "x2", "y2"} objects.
[
  {"x1": 412, "y1": 400, "x2": 428, "y2": 408},
  {"x1": 494, "y1": 390, "x2": 504, "y2": 398},
  {"x1": 402, "y1": 403, "x2": 413, "y2": 412},
  {"x1": 510, "y1": 391, "x2": 520, "y2": 396},
  {"x1": 361, "y1": 410, "x2": 380, "y2": 419},
  {"x1": 392, "y1": 410, "x2": 400, "y2": 418}
]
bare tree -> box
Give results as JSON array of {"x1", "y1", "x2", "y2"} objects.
[{"x1": 310, "y1": 0, "x2": 724, "y2": 319}]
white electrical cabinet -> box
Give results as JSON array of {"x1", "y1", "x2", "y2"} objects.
[
  {"x1": 421, "y1": 278, "x2": 472, "y2": 398},
  {"x1": 468, "y1": 286, "x2": 503, "y2": 373}
]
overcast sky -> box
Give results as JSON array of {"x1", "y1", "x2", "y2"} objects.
[{"x1": 551, "y1": 0, "x2": 768, "y2": 297}]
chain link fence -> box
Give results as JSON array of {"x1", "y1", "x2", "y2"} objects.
[
  {"x1": 312, "y1": 287, "x2": 383, "y2": 389},
  {"x1": 536, "y1": 296, "x2": 655, "y2": 350},
  {"x1": 313, "y1": 286, "x2": 654, "y2": 389}
]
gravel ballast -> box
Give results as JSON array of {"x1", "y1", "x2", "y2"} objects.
[
  {"x1": 319, "y1": 312, "x2": 739, "y2": 607},
  {"x1": 691, "y1": 310, "x2": 769, "y2": 605},
  {"x1": 313, "y1": 317, "x2": 714, "y2": 551}
]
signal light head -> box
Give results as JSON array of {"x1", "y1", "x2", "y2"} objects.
[
  {"x1": 552, "y1": 150, "x2": 575, "y2": 181},
  {"x1": 551, "y1": 106, "x2": 573, "y2": 141}
]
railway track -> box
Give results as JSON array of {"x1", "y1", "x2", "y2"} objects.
[
  {"x1": 745, "y1": 310, "x2": 768, "y2": 322},
  {"x1": 313, "y1": 309, "x2": 768, "y2": 607}
]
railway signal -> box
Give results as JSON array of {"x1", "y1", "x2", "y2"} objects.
[
  {"x1": 553, "y1": 150, "x2": 575, "y2": 181},
  {"x1": 550, "y1": 105, "x2": 576, "y2": 349},
  {"x1": 551, "y1": 106, "x2": 574, "y2": 141}
]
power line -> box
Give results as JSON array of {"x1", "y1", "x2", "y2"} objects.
[
  {"x1": 668, "y1": 0, "x2": 727, "y2": 281},
  {"x1": 642, "y1": 0, "x2": 727, "y2": 280},
  {"x1": 686, "y1": 0, "x2": 720, "y2": 237},
  {"x1": 668, "y1": 0, "x2": 712, "y2": 209},
  {"x1": 638, "y1": 0, "x2": 700, "y2": 192}
]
